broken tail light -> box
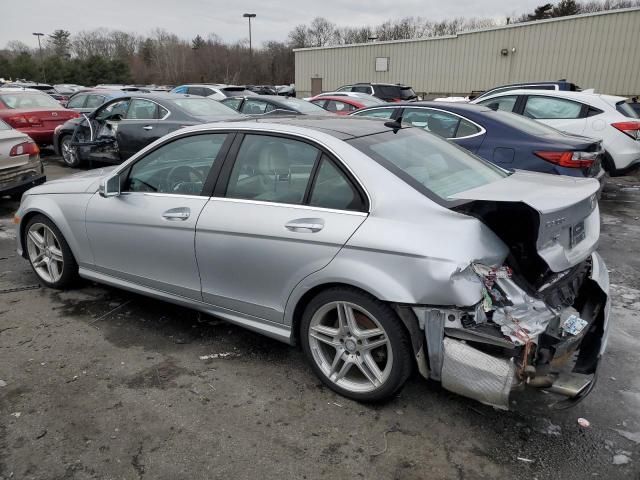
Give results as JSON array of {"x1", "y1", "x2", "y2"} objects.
[
  {"x1": 611, "y1": 121, "x2": 640, "y2": 140},
  {"x1": 10, "y1": 141, "x2": 40, "y2": 157},
  {"x1": 534, "y1": 151, "x2": 596, "y2": 168}
]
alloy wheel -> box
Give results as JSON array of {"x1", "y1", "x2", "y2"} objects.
[
  {"x1": 61, "y1": 137, "x2": 78, "y2": 166},
  {"x1": 308, "y1": 301, "x2": 393, "y2": 393},
  {"x1": 26, "y1": 223, "x2": 65, "y2": 284}
]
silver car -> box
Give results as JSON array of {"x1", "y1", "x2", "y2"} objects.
[{"x1": 14, "y1": 116, "x2": 610, "y2": 409}]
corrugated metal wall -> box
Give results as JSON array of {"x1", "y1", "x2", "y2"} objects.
[{"x1": 294, "y1": 8, "x2": 640, "y2": 98}]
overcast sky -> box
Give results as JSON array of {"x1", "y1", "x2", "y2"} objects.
[{"x1": 4, "y1": 0, "x2": 543, "y2": 48}]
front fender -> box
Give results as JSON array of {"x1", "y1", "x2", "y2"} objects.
[{"x1": 17, "y1": 193, "x2": 94, "y2": 266}]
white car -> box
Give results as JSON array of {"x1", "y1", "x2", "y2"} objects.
[
  {"x1": 170, "y1": 84, "x2": 256, "y2": 100},
  {"x1": 0, "y1": 119, "x2": 45, "y2": 198},
  {"x1": 471, "y1": 89, "x2": 640, "y2": 174},
  {"x1": 303, "y1": 92, "x2": 386, "y2": 104}
]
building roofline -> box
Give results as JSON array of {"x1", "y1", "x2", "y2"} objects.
[{"x1": 293, "y1": 7, "x2": 640, "y2": 52}]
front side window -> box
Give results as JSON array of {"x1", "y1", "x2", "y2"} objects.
[
  {"x1": 348, "y1": 128, "x2": 506, "y2": 201},
  {"x1": 221, "y1": 98, "x2": 242, "y2": 111},
  {"x1": 225, "y1": 135, "x2": 319, "y2": 204},
  {"x1": 479, "y1": 95, "x2": 517, "y2": 112},
  {"x1": 126, "y1": 99, "x2": 159, "y2": 119},
  {"x1": 124, "y1": 133, "x2": 227, "y2": 195},
  {"x1": 67, "y1": 94, "x2": 87, "y2": 108},
  {"x1": 402, "y1": 108, "x2": 460, "y2": 138},
  {"x1": 523, "y1": 96, "x2": 583, "y2": 119},
  {"x1": 325, "y1": 100, "x2": 353, "y2": 113},
  {"x1": 351, "y1": 108, "x2": 395, "y2": 119},
  {"x1": 95, "y1": 99, "x2": 130, "y2": 121}
]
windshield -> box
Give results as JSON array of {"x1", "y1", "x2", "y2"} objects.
[
  {"x1": 172, "y1": 98, "x2": 239, "y2": 116},
  {"x1": 348, "y1": 128, "x2": 506, "y2": 201},
  {"x1": 492, "y1": 110, "x2": 568, "y2": 135},
  {"x1": 616, "y1": 101, "x2": 640, "y2": 119},
  {"x1": 222, "y1": 88, "x2": 256, "y2": 97},
  {"x1": 0, "y1": 92, "x2": 61, "y2": 109},
  {"x1": 281, "y1": 98, "x2": 329, "y2": 114}
]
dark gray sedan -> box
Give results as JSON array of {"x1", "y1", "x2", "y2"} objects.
[{"x1": 54, "y1": 93, "x2": 241, "y2": 167}]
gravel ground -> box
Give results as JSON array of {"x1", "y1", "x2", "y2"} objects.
[{"x1": 1, "y1": 153, "x2": 639, "y2": 480}]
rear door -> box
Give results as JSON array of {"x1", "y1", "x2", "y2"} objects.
[
  {"x1": 520, "y1": 95, "x2": 587, "y2": 135},
  {"x1": 195, "y1": 133, "x2": 368, "y2": 323}
]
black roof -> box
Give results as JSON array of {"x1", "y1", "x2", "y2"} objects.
[{"x1": 247, "y1": 115, "x2": 394, "y2": 139}]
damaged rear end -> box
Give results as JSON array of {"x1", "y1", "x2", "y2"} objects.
[{"x1": 415, "y1": 171, "x2": 610, "y2": 410}]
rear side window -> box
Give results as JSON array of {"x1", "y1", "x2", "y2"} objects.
[
  {"x1": 353, "y1": 86, "x2": 372, "y2": 94},
  {"x1": 126, "y1": 99, "x2": 159, "y2": 119},
  {"x1": 309, "y1": 156, "x2": 364, "y2": 211},
  {"x1": 479, "y1": 95, "x2": 517, "y2": 112},
  {"x1": 0, "y1": 119, "x2": 10, "y2": 130},
  {"x1": 222, "y1": 98, "x2": 242, "y2": 111},
  {"x1": 616, "y1": 101, "x2": 639, "y2": 119},
  {"x1": 241, "y1": 99, "x2": 269, "y2": 114},
  {"x1": 455, "y1": 119, "x2": 481, "y2": 138},
  {"x1": 325, "y1": 100, "x2": 355, "y2": 113},
  {"x1": 523, "y1": 96, "x2": 583, "y2": 119},
  {"x1": 225, "y1": 135, "x2": 319, "y2": 204},
  {"x1": 399, "y1": 87, "x2": 416, "y2": 100},
  {"x1": 172, "y1": 86, "x2": 188, "y2": 94}
]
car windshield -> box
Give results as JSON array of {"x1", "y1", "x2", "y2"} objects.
[
  {"x1": 222, "y1": 88, "x2": 256, "y2": 97},
  {"x1": 492, "y1": 110, "x2": 568, "y2": 135},
  {"x1": 281, "y1": 98, "x2": 328, "y2": 113},
  {"x1": 0, "y1": 92, "x2": 61, "y2": 109},
  {"x1": 400, "y1": 87, "x2": 417, "y2": 99},
  {"x1": 348, "y1": 128, "x2": 506, "y2": 201},
  {"x1": 616, "y1": 101, "x2": 640, "y2": 119},
  {"x1": 172, "y1": 98, "x2": 239, "y2": 116}
]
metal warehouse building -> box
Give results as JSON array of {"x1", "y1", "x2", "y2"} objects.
[{"x1": 294, "y1": 8, "x2": 640, "y2": 99}]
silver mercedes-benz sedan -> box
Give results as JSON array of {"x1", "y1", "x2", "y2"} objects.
[{"x1": 14, "y1": 116, "x2": 610, "y2": 410}]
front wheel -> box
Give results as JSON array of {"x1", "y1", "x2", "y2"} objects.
[
  {"x1": 25, "y1": 215, "x2": 78, "y2": 289},
  {"x1": 60, "y1": 135, "x2": 81, "y2": 167},
  {"x1": 300, "y1": 287, "x2": 413, "y2": 402}
]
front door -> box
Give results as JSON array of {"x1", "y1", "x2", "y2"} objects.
[
  {"x1": 195, "y1": 133, "x2": 368, "y2": 323},
  {"x1": 85, "y1": 132, "x2": 231, "y2": 299},
  {"x1": 115, "y1": 98, "x2": 169, "y2": 160}
]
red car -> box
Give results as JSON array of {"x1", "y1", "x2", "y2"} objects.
[
  {"x1": 0, "y1": 89, "x2": 80, "y2": 146},
  {"x1": 308, "y1": 95, "x2": 381, "y2": 115}
]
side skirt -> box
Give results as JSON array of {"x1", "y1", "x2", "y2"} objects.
[{"x1": 79, "y1": 267, "x2": 294, "y2": 344}]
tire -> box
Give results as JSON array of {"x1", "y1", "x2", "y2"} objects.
[
  {"x1": 602, "y1": 151, "x2": 621, "y2": 177},
  {"x1": 60, "y1": 135, "x2": 81, "y2": 167},
  {"x1": 24, "y1": 214, "x2": 79, "y2": 289},
  {"x1": 300, "y1": 287, "x2": 413, "y2": 402}
]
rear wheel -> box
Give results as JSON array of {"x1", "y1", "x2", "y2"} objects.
[
  {"x1": 25, "y1": 215, "x2": 78, "y2": 289},
  {"x1": 60, "y1": 135, "x2": 81, "y2": 167},
  {"x1": 300, "y1": 287, "x2": 413, "y2": 402}
]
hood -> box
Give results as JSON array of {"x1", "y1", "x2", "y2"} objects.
[
  {"x1": 26, "y1": 166, "x2": 116, "y2": 195},
  {"x1": 451, "y1": 170, "x2": 600, "y2": 275}
]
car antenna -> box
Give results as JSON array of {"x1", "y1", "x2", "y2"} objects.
[{"x1": 384, "y1": 116, "x2": 403, "y2": 134}]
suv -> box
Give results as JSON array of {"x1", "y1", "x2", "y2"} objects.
[
  {"x1": 472, "y1": 89, "x2": 640, "y2": 174},
  {"x1": 336, "y1": 83, "x2": 417, "y2": 102},
  {"x1": 472, "y1": 80, "x2": 581, "y2": 102}
]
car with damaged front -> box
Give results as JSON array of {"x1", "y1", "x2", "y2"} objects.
[
  {"x1": 53, "y1": 92, "x2": 241, "y2": 167},
  {"x1": 14, "y1": 116, "x2": 610, "y2": 410}
]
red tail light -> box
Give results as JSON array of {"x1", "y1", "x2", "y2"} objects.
[
  {"x1": 534, "y1": 151, "x2": 596, "y2": 168},
  {"x1": 5, "y1": 115, "x2": 43, "y2": 127},
  {"x1": 611, "y1": 121, "x2": 640, "y2": 140},
  {"x1": 9, "y1": 141, "x2": 40, "y2": 157}
]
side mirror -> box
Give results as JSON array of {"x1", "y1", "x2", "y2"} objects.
[{"x1": 99, "y1": 174, "x2": 121, "y2": 198}]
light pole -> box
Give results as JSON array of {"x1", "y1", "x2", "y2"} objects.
[
  {"x1": 242, "y1": 13, "x2": 256, "y2": 57},
  {"x1": 32, "y1": 32, "x2": 46, "y2": 83}
]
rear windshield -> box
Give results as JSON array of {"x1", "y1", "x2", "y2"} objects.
[
  {"x1": 222, "y1": 88, "x2": 256, "y2": 97},
  {"x1": 171, "y1": 98, "x2": 239, "y2": 116},
  {"x1": 0, "y1": 92, "x2": 61, "y2": 109},
  {"x1": 348, "y1": 128, "x2": 506, "y2": 201},
  {"x1": 492, "y1": 110, "x2": 567, "y2": 135},
  {"x1": 377, "y1": 85, "x2": 416, "y2": 99},
  {"x1": 616, "y1": 101, "x2": 640, "y2": 119}
]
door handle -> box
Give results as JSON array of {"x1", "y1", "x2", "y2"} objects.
[
  {"x1": 162, "y1": 207, "x2": 190, "y2": 221},
  {"x1": 285, "y1": 218, "x2": 324, "y2": 233},
  {"x1": 143, "y1": 125, "x2": 153, "y2": 130}
]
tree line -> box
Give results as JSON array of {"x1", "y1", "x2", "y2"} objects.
[{"x1": 0, "y1": 0, "x2": 638, "y2": 87}]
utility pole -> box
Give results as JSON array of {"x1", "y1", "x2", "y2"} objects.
[
  {"x1": 242, "y1": 13, "x2": 256, "y2": 56},
  {"x1": 32, "y1": 32, "x2": 46, "y2": 83}
]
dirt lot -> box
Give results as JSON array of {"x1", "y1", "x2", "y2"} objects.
[{"x1": 1, "y1": 153, "x2": 640, "y2": 480}]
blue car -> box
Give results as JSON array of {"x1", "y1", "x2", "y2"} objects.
[{"x1": 350, "y1": 102, "x2": 605, "y2": 181}]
